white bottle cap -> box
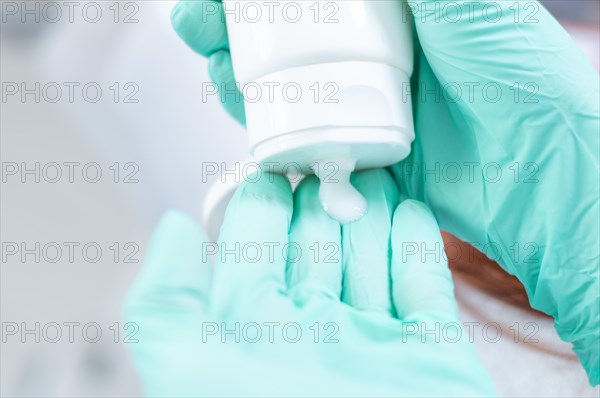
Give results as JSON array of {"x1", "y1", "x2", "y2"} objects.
[{"x1": 244, "y1": 61, "x2": 414, "y2": 173}]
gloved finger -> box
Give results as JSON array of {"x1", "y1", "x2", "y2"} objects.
[
  {"x1": 410, "y1": 0, "x2": 598, "y2": 140},
  {"x1": 341, "y1": 169, "x2": 400, "y2": 316},
  {"x1": 212, "y1": 173, "x2": 293, "y2": 315},
  {"x1": 286, "y1": 175, "x2": 342, "y2": 304},
  {"x1": 124, "y1": 210, "x2": 212, "y2": 324},
  {"x1": 171, "y1": 0, "x2": 229, "y2": 57},
  {"x1": 391, "y1": 200, "x2": 459, "y2": 323},
  {"x1": 208, "y1": 50, "x2": 247, "y2": 125}
]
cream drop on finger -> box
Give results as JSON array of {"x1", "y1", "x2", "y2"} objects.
[{"x1": 312, "y1": 159, "x2": 367, "y2": 225}]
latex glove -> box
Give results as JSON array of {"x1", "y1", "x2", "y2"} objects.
[
  {"x1": 125, "y1": 170, "x2": 496, "y2": 397},
  {"x1": 170, "y1": 1, "x2": 600, "y2": 384}
]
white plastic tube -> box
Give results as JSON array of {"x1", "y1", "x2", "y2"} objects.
[{"x1": 223, "y1": 0, "x2": 414, "y2": 223}]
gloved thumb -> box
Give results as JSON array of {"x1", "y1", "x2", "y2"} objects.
[{"x1": 124, "y1": 209, "x2": 213, "y2": 323}]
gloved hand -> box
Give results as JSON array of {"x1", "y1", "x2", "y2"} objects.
[
  {"x1": 170, "y1": 0, "x2": 600, "y2": 384},
  {"x1": 125, "y1": 170, "x2": 496, "y2": 396}
]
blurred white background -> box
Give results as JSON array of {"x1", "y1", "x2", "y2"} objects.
[{"x1": 1, "y1": 1, "x2": 598, "y2": 397}]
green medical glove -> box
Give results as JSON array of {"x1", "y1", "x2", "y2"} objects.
[
  {"x1": 395, "y1": 1, "x2": 600, "y2": 386},
  {"x1": 170, "y1": 0, "x2": 600, "y2": 384},
  {"x1": 125, "y1": 170, "x2": 496, "y2": 397}
]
